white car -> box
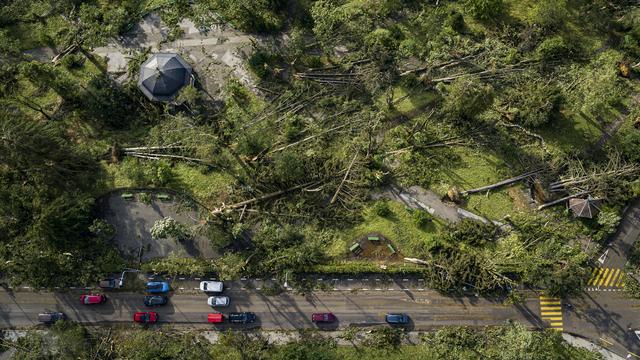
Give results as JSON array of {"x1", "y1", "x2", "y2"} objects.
[
  {"x1": 207, "y1": 296, "x2": 230, "y2": 307},
  {"x1": 199, "y1": 281, "x2": 223, "y2": 293}
]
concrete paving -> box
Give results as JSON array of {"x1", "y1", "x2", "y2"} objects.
[
  {"x1": 98, "y1": 191, "x2": 217, "y2": 261},
  {"x1": 93, "y1": 13, "x2": 255, "y2": 96}
]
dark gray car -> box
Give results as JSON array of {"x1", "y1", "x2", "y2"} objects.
[{"x1": 37, "y1": 312, "x2": 66, "y2": 324}]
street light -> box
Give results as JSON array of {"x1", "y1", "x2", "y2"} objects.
[{"x1": 118, "y1": 268, "x2": 140, "y2": 288}]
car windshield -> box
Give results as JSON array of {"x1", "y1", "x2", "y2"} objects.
[{"x1": 83, "y1": 297, "x2": 91, "y2": 304}]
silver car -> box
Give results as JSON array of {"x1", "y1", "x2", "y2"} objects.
[
  {"x1": 207, "y1": 296, "x2": 230, "y2": 307},
  {"x1": 199, "y1": 281, "x2": 223, "y2": 293}
]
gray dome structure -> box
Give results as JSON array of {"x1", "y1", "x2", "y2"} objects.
[{"x1": 138, "y1": 53, "x2": 193, "y2": 102}]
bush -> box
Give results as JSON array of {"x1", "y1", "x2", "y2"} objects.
[
  {"x1": 441, "y1": 77, "x2": 494, "y2": 123},
  {"x1": 536, "y1": 36, "x2": 574, "y2": 61},
  {"x1": 150, "y1": 217, "x2": 191, "y2": 241},
  {"x1": 618, "y1": 128, "x2": 640, "y2": 163},
  {"x1": 372, "y1": 201, "x2": 392, "y2": 217},
  {"x1": 60, "y1": 53, "x2": 85, "y2": 69},
  {"x1": 465, "y1": 0, "x2": 505, "y2": 21},
  {"x1": 248, "y1": 49, "x2": 282, "y2": 80},
  {"x1": 412, "y1": 210, "x2": 432, "y2": 228},
  {"x1": 529, "y1": 0, "x2": 568, "y2": 32}
]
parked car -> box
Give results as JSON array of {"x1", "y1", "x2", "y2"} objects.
[
  {"x1": 228, "y1": 312, "x2": 256, "y2": 324},
  {"x1": 144, "y1": 295, "x2": 168, "y2": 306},
  {"x1": 207, "y1": 296, "x2": 229, "y2": 307},
  {"x1": 146, "y1": 281, "x2": 170, "y2": 294},
  {"x1": 199, "y1": 281, "x2": 223, "y2": 293},
  {"x1": 385, "y1": 313, "x2": 409, "y2": 324},
  {"x1": 133, "y1": 311, "x2": 158, "y2": 324},
  {"x1": 37, "y1": 312, "x2": 66, "y2": 324},
  {"x1": 98, "y1": 279, "x2": 117, "y2": 289},
  {"x1": 311, "y1": 313, "x2": 336, "y2": 323},
  {"x1": 80, "y1": 294, "x2": 107, "y2": 305},
  {"x1": 207, "y1": 313, "x2": 224, "y2": 323}
]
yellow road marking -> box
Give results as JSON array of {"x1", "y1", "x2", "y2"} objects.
[
  {"x1": 597, "y1": 268, "x2": 611, "y2": 286},
  {"x1": 550, "y1": 322, "x2": 563, "y2": 326},
  {"x1": 540, "y1": 307, "x2": 561, "y2": 311},
  {"x1": 541, "y1": 312, "x2": 562, "y2": 316},
  {"x1": 589, "y1": 268, "x2": 604, "y2": 286},
  {"x1": 540, "y1": 300, "x2": 561, "y2": 305},
  {"x1": 599, "y1": 338, "x2": 613, "y2": 346},
  {"x1": 588, "y1": 267, "x2": 599, "y2": 284},
  {"x1": 543, "y1": 317, "x2": 562, "y2": 321},
  {"x1": 550, "y1": 328, "x2": 563, "y2": 331},
  {"x1": 604, "y1": 268, "x2": 619, "y2": 287},
  {"x1": 628, "y1": 352, "x2": 640, "y2": 359}
]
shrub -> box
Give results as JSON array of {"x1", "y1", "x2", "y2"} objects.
[
  {"x1": 441, "y1": 76, "x2": 494, "y2": 123},
  {"x1": 412, "y1": 210, "x2": 432, "y2": 228},
  {"x1": 536, "y1": 36, "x2": 573, "y2": 61},
  {"x1": 465, "y1": 0, "x2": 505, "y2": 21},
  {"x1": 150, "y1": 217, "x2": 191, "y2": 241},
  {"x1": 372, "y1": 201, "x2": 392, "y2": 217},
  {"x1": 248, "y1": 49, "x2": 281, "y2": 80},
  {"x1": 529, "y1": 0, "x2": 568, "y2": 33}
]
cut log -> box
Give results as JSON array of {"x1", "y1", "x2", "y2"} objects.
[
  {"x1": 211, "y1": 181, "x2": 319, "y2": 215},
  {"x1": 461, "y1": 169, "x2": 543, "y2": 196},
  {"x1": 536, "y1": 191, "x2": 589, "y2": 210},
  {"x1": 330, "y1": 153, "x2": 359, "y2": 204}
]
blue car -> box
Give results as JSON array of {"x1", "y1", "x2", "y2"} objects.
[
  {"x1": 385, "y1": 313, "x2": 409, "y2": 324},
  {"x1": 146, "y1": 281, "x2": 170, "y2": 294}
]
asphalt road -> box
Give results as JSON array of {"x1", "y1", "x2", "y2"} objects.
[
  {"x1": 1, "y1": 287, "x2": 639, "y2": 357},
  {"x1": 0, "y1": 289, "x2": 539, "y2": 329}
]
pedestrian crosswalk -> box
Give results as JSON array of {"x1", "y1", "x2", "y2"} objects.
[
  {"x1": 539, "y1": 296, "x2": 563, "y2": 331},
  {"x1": 587, "y1": 267, "x2": 625, "y2": 288}
]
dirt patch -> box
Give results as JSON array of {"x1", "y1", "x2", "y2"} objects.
[
  {"x1": 98, "y1": 190, "x2": 218, "y2": 262},
  {"x1": 507, "y1": 186, "x2": 532, "y2": 212},
  {"x1": 349, "y1": 233, "x2": 400, "y2": 261}
]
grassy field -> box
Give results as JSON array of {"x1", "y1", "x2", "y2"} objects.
[
  {"x1": 329, "y1": 200, "x2": 446, "y2": 259},
  {"x1": 430, "y1": 148, "x2": 520, "y2": 220}
]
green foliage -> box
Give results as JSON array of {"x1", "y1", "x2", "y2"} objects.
[
  {"x1": 142, "y1": 253, "x2": 215, "y2": 276},
  {"x1": 441, "y1": 77, "x2": 493, "y2": 123},
  {"x1": 362, "y1": 327, "x2": 405, "y2": 350},
  {"x1": 536, "y1": 36, "x2": 574, "y2": 61},
  {"x1": 150, "y1": 216, "x2": 191, "y2": 241},
  {"x1": 119, "y1": 158, "x2": 176, "y2": 187},
  {"x1": 191, "y1": 0, "x2": 288, "y2": 33},
  {"x1": 465, "y1": 0, "x2": 505, "y2": 21},
  {"x1": 419, "y1": 323, "x2": 601, "y2": 360},
  {"x1": 248, "y1": 49, "x2": 282, "y2": 80},
  {"x1": 364, "y1": 27, "x2": 399, "y2": 64},
  {"x1": 595, "y1": 208, "x2": 621, "y2": 240},
  {"x1": 372, "y1": 201, "x2": 392, "y2": 217},
  {"x1": 412, "y1": 210, "x2": 432, "y2": 228},
  {"x1": 501, "y1": 77, "x2": 561, "y2": 128},
  {"x1": 618, "y1": 128, "x2": 640, "y2": 163},
  {"x1": 444, "y1": 220, "x2": 499, "y2": 247},
  {"x1": 529, "y1": 0, "x2": 569, "y2": 33},
  {"x1": 274, "y1": 331, "x2": 338, "y2": 360},
  {"x1": 214, "y1": 252, "x2": 247, "y2": 280}
]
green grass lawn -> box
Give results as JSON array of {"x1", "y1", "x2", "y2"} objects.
[
  {"x1": 537, "y1": 110, "x2": 603, "y2": 153},
  {"x1": 376, "y1": 86, "x2": 437, "y2": 118},
  {"x1": 329, "y1": 201, "x2": 446, "y2": 259},
  {"x1": 430, "y1": 148, "x2": 518, "y2": 220},
  {"x1": 172, "y1": 163, "x2": 235, "y2": 206}
]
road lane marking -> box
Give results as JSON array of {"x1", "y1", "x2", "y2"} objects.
[
  {"x1": 539, "y1": 296, "x2": 563, "y2": 331},
  {"x1": 597, "y1": 268, "x2": 611, "y2": 286},
  {"x1": 604, "y1": 268, "x2": 618, "y2": 286},
  {"x1": 589, "y1": 268, "x2": 604, "y2": 286}
]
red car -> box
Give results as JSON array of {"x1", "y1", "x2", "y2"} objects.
[
  {"x1": 207, "y1": 313, "x2": 224, "y2": 323},
  {"x1": 311, "y1": 313, "x2": 336, "y2": 323},
  {"x1": 133, "y1": 312, "x2": 158, "y2": 324},
  {"x1": 80, "y1": 294, "x2": 107, "y2": 305}
]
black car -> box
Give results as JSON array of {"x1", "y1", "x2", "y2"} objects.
[
  {"x1": 144, "y1": 295, "x2": 168, "y2": 306},
  {"x1": 228, "y1": 312, "x2": 256, "y2": 324}
]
